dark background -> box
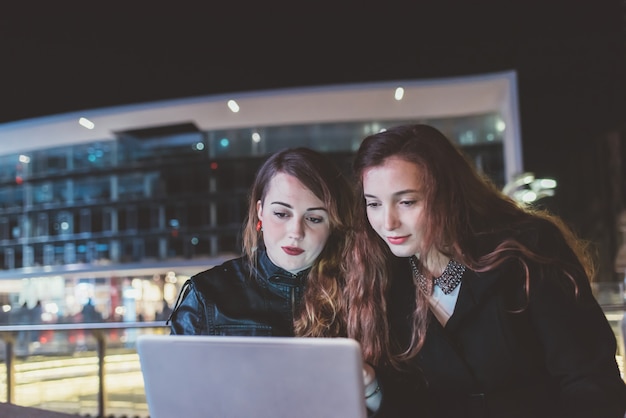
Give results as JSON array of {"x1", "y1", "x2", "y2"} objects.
[{"x1": 1, "y1": 1, "x2": 625, "y2": 280}]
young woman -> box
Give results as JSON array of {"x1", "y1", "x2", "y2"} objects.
[
  {"x1": 170, "y1": 147, "x2": 352, "y2": 336},
  {"x1": 169, "y1": 147, "x2": 382, "y2": 413},
  {"x1": 345, "y1": 124, "x2": 626, "y2": 417}
]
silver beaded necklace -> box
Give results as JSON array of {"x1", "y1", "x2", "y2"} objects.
[{"x1": 409, "y1": 255, "x2": 466, "y2": 295}]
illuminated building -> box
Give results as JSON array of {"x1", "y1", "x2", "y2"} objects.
[{"x1": 0, "y1": 71, "x2": 521, "y2": 322}]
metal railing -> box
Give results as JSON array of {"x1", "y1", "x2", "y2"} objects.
[{"x1": 0, "y1": 321, "x2": 168, "y2": 417}]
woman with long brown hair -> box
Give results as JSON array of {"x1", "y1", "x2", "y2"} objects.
[
  {"x1": 170, "y1": 147, "x2": 352, "y2": 338},
  {"x1": 345, "y1": 124, "x2": 626, "y2": 417}
]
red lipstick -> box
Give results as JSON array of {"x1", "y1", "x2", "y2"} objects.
[{"x1": 282, "y1": 246, "x2": 304, "y2": 255}]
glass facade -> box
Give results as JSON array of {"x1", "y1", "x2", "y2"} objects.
[{"x1": 1, "y1": 115, "x2": 505, "y2": 264}]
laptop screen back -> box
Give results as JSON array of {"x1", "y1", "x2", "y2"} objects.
[{"x1": 137, "y1": 334, "x2": 367, "y2": 418}]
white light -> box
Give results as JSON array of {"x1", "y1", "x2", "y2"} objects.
[
  {"x1": 251, "y1": 132, "x2": 261, "y2": 143},
  {"x1": 504, "y1": 172, "x2": 557, "y2": 205},
  {"x1": 227, "y1": 100, "x2": 240, "y2": 113},
  {"x1": 45, "y1": 302, "x2": 59, "y2": 314},
  {"x1": 18, "y1": 154, "x2": 30, "y2": 163},
  {"x1": 538, "y1": 178, "x2": 557, "y2": 189},
  {"x1": 495, "y1": 120, "x2": 506, "y2": 132},
  {"x1": 521, "y1": 191, "x2": 537, "y2": 203},
  {"x1": 79, "y1": 117, "x2": 95, "y2": 129},
  {"x1": 394, "y1": 87, "x2": 404, "y2": 101},
  {"x1": 521, "y1": 174, "x2": 535, "y2": 185}
]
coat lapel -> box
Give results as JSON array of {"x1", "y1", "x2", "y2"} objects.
[{"x1": 445, "y1": 267, "x2": 503, "y2": 333}]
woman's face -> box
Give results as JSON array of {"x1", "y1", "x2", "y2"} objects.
[
  {"x1": 257, "y1": 172, "x2": 331, "y2": 273},
  {"x1": 362, "y1": 157, "x2": 427, "y2": 258}
]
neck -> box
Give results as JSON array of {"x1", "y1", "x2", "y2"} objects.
[{"x1": 415, "y1": 251, "x2": 449, "y2": 277}]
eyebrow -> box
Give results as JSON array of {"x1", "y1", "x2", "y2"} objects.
[
  {"x1": 270, "y1": 201, "x2": 328, "y2": 212},
  {"x1": 364, "y1": 189, "x2": 419, "y2": 199}
]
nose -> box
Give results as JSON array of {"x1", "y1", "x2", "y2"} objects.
[
  {"x1": 384, "y1": 207, "x2": 400, "y2": 231},
  {"x1": 288, "y1": 218, "x2": 304, "y2": 240}
]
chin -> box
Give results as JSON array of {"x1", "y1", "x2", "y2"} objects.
[
  {"x1": 388, "y1": 249, "x2": 409, "y2": 258},
  {"x1": 388, "y1": 245, "x2": 418, "y2": 258},
  {"x1": 281, "y1": 261, "x2": 307, "y2": 274}
]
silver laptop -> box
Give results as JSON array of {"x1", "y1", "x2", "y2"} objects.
[{"x1": 136, "y1": 334, "x2": 367, "y2": 418}]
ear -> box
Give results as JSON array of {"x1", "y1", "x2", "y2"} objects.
[{"x1": 256, "y1": 200, "x2": 263, "y2": 221}]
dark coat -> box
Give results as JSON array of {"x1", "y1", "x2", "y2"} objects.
[
  {"x1": 385, "y1": 222, "x2": 626, "y2": 418},
  {"x1": 169, "y1": 249, "x2": 308, "y2": 336}
]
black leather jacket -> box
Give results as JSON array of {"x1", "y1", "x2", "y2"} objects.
[{"x1": 169, "y1": 249, "x2": 310, "y2": 336}]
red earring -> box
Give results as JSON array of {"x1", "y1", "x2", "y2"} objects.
[{"x1": 256, "y1": 220, "x2": 262, "y2": 232}]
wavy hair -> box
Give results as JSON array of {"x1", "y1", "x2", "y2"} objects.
[
  {"x1": 242, "y1": 147, "x2": 354, "y2": 337},
  {"x1": 344, "y1": 124, "x2": 594, "y2": 367}
]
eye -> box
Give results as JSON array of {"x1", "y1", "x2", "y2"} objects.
[
  {"x1": 365, "y1": 201, "x2": 380, "y2": 208},
  {"x1": 273, "y1": 211, "x2": 289, "y2": 219},
  {"x1": 400, "y1": 200, "x2": 416, "y2": 207},
  {"x1": 306, "y1": 216, "x2": 324, "y2": 224}
]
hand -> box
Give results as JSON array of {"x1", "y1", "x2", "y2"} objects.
[
  {"x1": 362, "y1": 362, "x2": 376, "y2": 388},
  {"x1": 363, "y1": 362, "x2": 382, "y2": 412}
]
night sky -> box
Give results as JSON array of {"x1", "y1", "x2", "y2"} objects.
[{"x1": 1, "y1": 1, "x2": 625, "y2": 276}]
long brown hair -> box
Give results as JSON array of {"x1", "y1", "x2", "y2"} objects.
[
  {"x1": 242, "y1": 147, "x2": 354, "y2": 337},
  {"x1": 344, "y1": 124, "x2": 594, "y2": 367}
]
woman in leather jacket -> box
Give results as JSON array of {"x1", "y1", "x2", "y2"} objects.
[
  {"x1": 170, "y1": 147, "x2": 353, "y2": 338},
  {"x1": 169, "y1": 147, "x2": 384, "y2": 415},
  {"x1": 344, "y1": 124, "x2": 626, "y2": 418}
]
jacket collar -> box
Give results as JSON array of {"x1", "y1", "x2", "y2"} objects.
[{"x1": 256, "y1": 248, "x2": 311, "y2": 287}]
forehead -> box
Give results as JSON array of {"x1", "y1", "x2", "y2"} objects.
[
  {"x1": 363, "y1": 157, "x2": 423, "y2": 188},
  {"x1": 264, "y1": 172, "x2": 323, "y2": 203}
]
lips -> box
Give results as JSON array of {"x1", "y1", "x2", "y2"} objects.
[
  {"x1": 282, "y1": 246, "x2": 304, "y2": 255},
  {"x1": 387, "y1": 236, "x2": 409, "y2": 245}
]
